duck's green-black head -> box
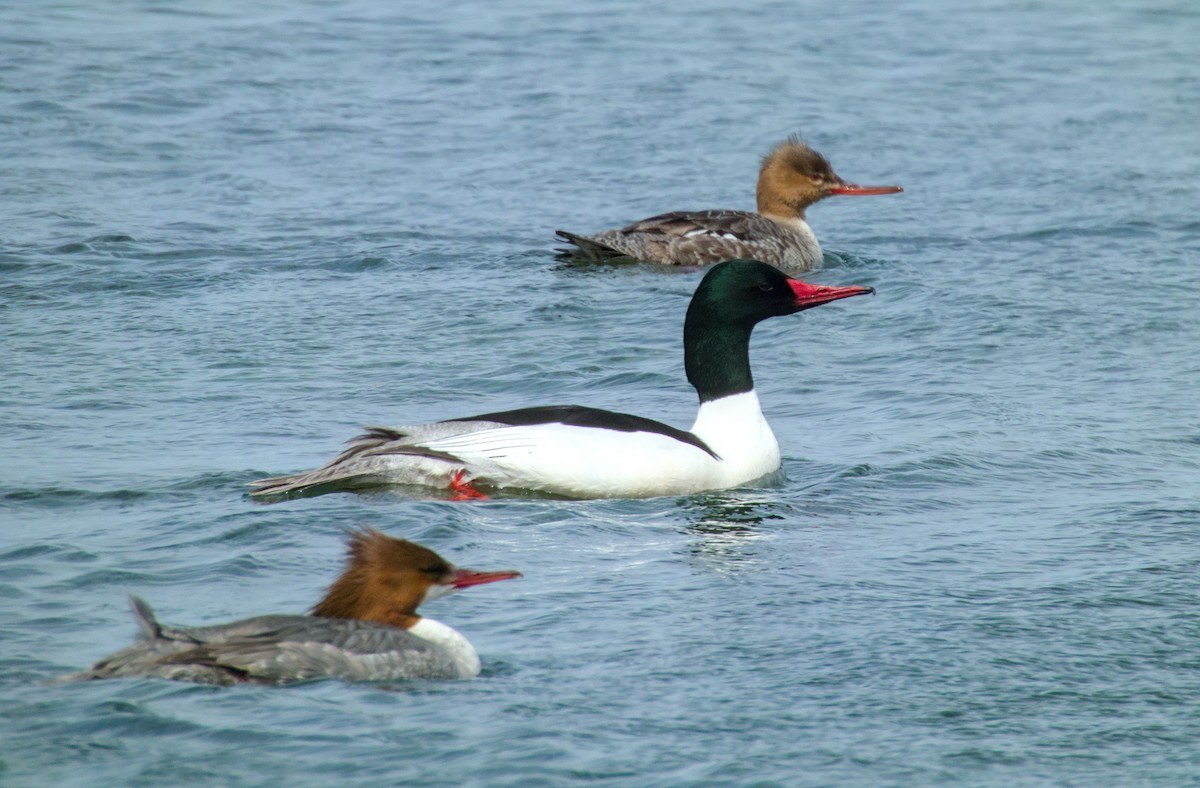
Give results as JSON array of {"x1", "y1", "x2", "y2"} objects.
[
  {"x1": 689, "y1": 259, "x2": 873, "y2": 326},
  {"x1": 684, "y1": 260, "x2": 874, "y2": 401}
]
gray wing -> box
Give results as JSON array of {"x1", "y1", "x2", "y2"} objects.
[
  {"x1": 619, "y1": 209, "x2": 775, "y2": 239},
  {"x1": 61, "y1": 601, "x2": 461, "y2": 685},
  {"x1": 158, "y1": 617, "x2": 463, "y2": 683},
  {"x1": 563, "y1": 210, "x2": 791, "y2": 267}
]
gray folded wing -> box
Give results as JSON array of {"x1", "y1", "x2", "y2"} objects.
[{"x1": 61, "y1": 598, "x2": 462, "y2": 685}]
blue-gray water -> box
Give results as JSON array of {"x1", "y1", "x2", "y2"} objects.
[{"x1": 3, "y1": 0, "x2": 1199, "y2": 784}]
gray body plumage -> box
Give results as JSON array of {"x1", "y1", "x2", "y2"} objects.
[
  {"x1": 556, "y1": 209, "x2": 823, "y2": 272},
  {"x1": 60, "y1": 596, "x2": 466, "y2": 685}
]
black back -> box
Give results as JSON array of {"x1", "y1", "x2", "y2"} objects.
[{"x1": 450, "y1": 405, "x2": 719, "y2": 459}]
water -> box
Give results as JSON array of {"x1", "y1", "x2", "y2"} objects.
[{"x1": 3, "y1": 0, "x2": 1199, "y2": 784}]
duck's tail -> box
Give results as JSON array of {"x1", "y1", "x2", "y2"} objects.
[{"x1": 554, "y1": 229, "x2": 627, "y2": 261}]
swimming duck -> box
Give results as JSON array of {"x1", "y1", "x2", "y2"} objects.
[
  {"x1": 61, "y1": 530, "x2": 521, "y2": 685},
  {"x1": 248, "y1": 260, "x2": 873, "y2": 501},
  {"x1": 556, "y1": 136, "x2": 901, "y2": 271}
]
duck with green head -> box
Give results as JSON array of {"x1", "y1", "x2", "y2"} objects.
[{"x1": 249, "y1": 260, "x2": 873, "y2": 501}]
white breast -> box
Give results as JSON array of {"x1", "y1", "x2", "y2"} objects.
[
  {"x1": 407, "y1": 617, "x2": 481, "y2": 678},
  {"x1": 689, "y1": 390, "x2": 781, "y2": 486}
]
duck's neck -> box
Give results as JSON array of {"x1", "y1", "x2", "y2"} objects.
[
  {"x1": 756, "y1": 171, "x2": 809, "y2": 222},
  {"x1": 311, "y1": 580, "x2": 420, "y2": 629},
  {"x1": 684, "y1": 313, "x2": 755, "y2": 404},
  {"x1": 758, "y1": 199, "x2": 806, "y2": 223}
]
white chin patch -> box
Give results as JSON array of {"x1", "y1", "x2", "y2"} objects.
[{"x1": 423, "y1": 583, "x2": 457, "y2": 603}]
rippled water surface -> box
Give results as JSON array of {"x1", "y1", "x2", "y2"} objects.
[{"x1": 3, "y1": 1, "x2": 1200, "y2": 785}]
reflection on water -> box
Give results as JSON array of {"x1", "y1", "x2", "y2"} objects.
[
  {"x1": 676, "y1": 485, "x2": 790, "y2": 572},
  {"x1": 679, "y1": 488, "x2": 788, "y2": 534}
]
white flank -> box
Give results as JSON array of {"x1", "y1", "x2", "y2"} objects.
[
  {"x1": 394, "y1": 389, "x2": 780, "y2": 498},
  {"x1": 420, "y1": 423, "x2": 714, "y2": 498}
]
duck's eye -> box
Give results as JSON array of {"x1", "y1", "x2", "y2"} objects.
[
  {"x1": 757, "y1": 282, "x2": 774, "y2": 292},
  {"x1": 422, "y1": 564, "x2": 445, "y2": 576}
]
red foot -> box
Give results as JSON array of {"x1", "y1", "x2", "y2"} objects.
[{"x1": 449, "y1": 470, "x2": 488, "y2": 501}]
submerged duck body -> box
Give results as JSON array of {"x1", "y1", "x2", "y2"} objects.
[
  {"x1": 556, "y1": 136, "x2": 902, "y2": 272},
  {"x1": 249, "y1": 260, "x2": 873, "y2": 502},
  {"x1": 61, "y1": 530, "x2": 520, "y2": 685}
]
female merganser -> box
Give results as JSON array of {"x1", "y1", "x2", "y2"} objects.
[
  {"x1": 61, "y1": 530, "x2": 521, "y2": 685},
  {"x1": 556, "y1": 136, "x2": 902, "y2": 272},
  {"x1": 248, "y1": 260, "x2": 872, "y2": 501}
]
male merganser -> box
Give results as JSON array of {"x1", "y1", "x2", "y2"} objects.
[
  {"x1": 556, "y1": 135, "x2": 902, "y2": 272},
  {"x1": 60, "y1": 530, "x2": 521, "y2": 685},
  {"x1": 248, "y1": 260, "x2": 873, "y2": 501}
]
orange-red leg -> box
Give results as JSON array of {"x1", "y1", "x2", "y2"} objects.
[{"x1": 449, "y1": 470, "x2": 488, "y2": 501}]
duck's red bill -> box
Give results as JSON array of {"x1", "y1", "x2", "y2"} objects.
[
  {"x1": 829, "y1": 183, "x2": 903, "y2": 196},
  {"x1": 788, "y1": 280, "x2": 875, "y2": 308},
  {"x1": 452, "y1": 568, "x2": 523, "y2": 588}
]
